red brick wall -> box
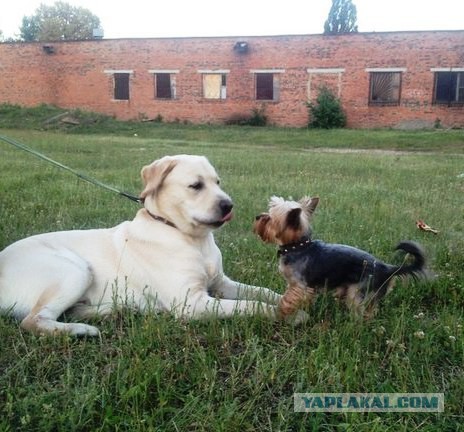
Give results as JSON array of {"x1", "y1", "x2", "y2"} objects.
[{"x1": 0, "y1": 31, "x2": 463, "y2": 128}]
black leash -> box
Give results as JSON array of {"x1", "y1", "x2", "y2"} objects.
[{"x1": 0, "y1": 134, "x2": 142, "y2": 204}]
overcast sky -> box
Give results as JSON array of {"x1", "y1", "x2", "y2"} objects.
[{"x1": 1, "y1": 0, "x2": 462, "y2": 40}]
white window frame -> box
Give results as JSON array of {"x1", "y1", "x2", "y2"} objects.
[
  {"x1": 306, "y1": 68, "x2": 345, "y2": 100},
  {"x1": 198, "y1": 70, "x2": 230, "y2": 100},
  {"x1": 250, "y1": 69, "x2": 285, "y2": 102},
  {"x1": 149, "y1": 69, "x2": 179, "y2": 100},
  {"x1": 431, "y1": 68, "x2": 464, "y2": 104},
  {"x1": 103, "y1": 69, "x2": 134, "y2": 101},
  {"x1": 365, "y1": 68, "x2": 407, "y2": 106}
]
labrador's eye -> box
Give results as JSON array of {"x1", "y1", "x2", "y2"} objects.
[{"x1": 189, "y1": 181, "x2": 204, "y2": 191}]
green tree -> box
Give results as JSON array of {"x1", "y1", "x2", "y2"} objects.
[
  {"x1": 20, "y1": 16, "x2": 41, "y2": 42},
  {"x1": 324, "y1": 0, "x2": 358, "y2": 34},
  {"x1": 20, "y1": 1, "x2": 101, "y2": 42}
]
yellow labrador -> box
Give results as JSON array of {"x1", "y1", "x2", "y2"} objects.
[{"x1": 0, "y1": 155, "x2": 281, "y2": 336}]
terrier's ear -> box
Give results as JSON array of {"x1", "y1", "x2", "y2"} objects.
[
  {"x1": 286, "y1": 208, "x2": 302, "y2": 229},
  {"x1": 300, "y1": 196, "x2": 319, "y2": 215},
  {"x1": 308, "y1": 196, "x2": 319, "y2": 214}
]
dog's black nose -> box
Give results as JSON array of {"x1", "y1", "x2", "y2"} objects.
[
  {"x1": 219, "y1": 199, "x2": 233, "y2": 216},
  {"x1": 255, "y1": 215, "x2": 261, "y2": 221}
]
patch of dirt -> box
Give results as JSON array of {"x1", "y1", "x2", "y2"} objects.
[{"x1": 304, "y1": 148, "x2": 463, "y2": 157}]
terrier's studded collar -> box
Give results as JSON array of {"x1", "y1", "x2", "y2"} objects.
[{"x1": 278, "y1": 236, "x2": 312, "y2": 256}]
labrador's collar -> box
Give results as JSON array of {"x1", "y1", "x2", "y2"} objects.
[{"x1": 145, "y1": 208, "x2": 177, "y2": 229}]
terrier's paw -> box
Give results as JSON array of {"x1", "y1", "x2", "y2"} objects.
[{"x1": 287, "y1": 309, "x2": 310, "y2": 326}]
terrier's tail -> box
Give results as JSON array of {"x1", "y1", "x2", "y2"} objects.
[{"x1": 393, "y1": 241, "x2": 426, "y2": 279}]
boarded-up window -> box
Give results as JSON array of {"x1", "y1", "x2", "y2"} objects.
[
  {"x1": 369, "y1": 72, "x2": 401, "y2": 105},
  {"x1": 203, "y1": 74, "x2": 226, "y2": 99},
  {"x1": 434, "y1": 72, "x2": 464, "y2": 105},
  {"x1": 155, "y1": 73, "x2": 174, "y2": 99},
  {"x1": 256, "y1": 73, "x2": 279, "y2": 101},
  {"x1": 114, "y1": 73, "x2": 130, "y2": 100}
]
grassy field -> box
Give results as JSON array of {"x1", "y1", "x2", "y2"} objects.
[{"x1": 0, "y1": 123, "x2": 463, "y2": 431}]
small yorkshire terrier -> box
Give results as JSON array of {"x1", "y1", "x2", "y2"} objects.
[{"x1": 254, "y1": 196, "x2": 426, "y2": 319}]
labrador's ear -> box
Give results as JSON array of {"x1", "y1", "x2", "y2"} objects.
[{"x1": 140, "y1": 157, "x2": 177, "y2": 199}]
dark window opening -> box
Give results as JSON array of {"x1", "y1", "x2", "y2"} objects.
[
  {"x1": 433, "y1": 72, "x2": 464, "y2": 105},
  {"x1": 369, "y1": 72, "x2": 401, "y2": 106},
  {"x1": 256, "y1": 73, "x2": 274, "y2": 100},
  {"x1": 156, "y1": 73, "x2": 172, "y2": 99},
  {"x1": 114, "y1": 73, "x2": 129, "y2": 100}
]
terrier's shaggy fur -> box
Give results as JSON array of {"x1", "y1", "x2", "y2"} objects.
[{"x1": 254, "y1": 196, "x2": 426, "y2": 319}]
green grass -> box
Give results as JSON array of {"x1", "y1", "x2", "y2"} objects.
[
  {"x1": 0, "y1": 124, "x2": 463, "y2": 431},
  {"x1": 1, "y1": 103, "x2": 464, "y2": 153}
]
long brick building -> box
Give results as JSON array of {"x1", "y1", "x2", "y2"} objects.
[{"x1": 0, "y1": 31, "x2": 463, "y2": 128}]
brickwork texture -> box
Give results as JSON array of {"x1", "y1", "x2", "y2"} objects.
[{"x1": 0, "y1": 31, "x2": 463, "y2": 128}]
